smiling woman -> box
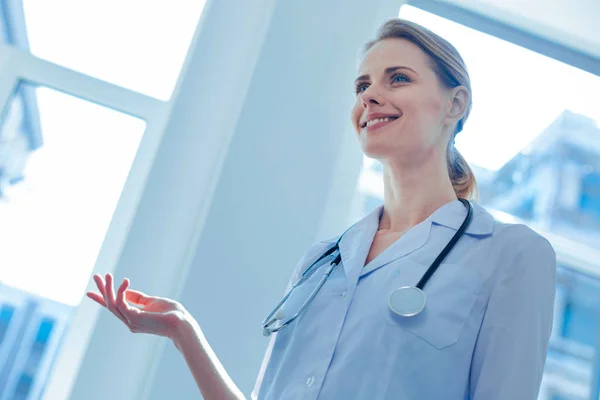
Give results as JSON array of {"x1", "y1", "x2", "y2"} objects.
[
  {"x1": 352, "y1": 19, "x2": 476, "y2": 201},
  {"x1": 88, "y1": 17, "x2": 556, "y2": 400}
]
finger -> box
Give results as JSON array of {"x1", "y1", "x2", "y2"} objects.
[
  {"x1": 86, "y1": 292, "x2": 107, "y2": 307},
  {"x1": 105, "y1": 274, "x2": 130, "y2": 325},
  {"x1": 93, "y1": 274, "x2": 107, "y2": 297},
  {"x1": 105, "y1": 273, "x2": 117, "y2": 306},
  {"x1": 116, "y1": 279, "x2": 134, "y2": 319},
  {"x1": 117, "y1": 278, "x2": 130, "y2": 305}
]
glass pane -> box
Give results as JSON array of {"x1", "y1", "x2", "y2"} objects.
[
  {"x1": 19, "y1": 0, "x2": 207, "y2": 100},
  {"x1": 0, "y1": 83, "x2": 144, "y2": 398},
  {"x1": 355, "y1": 5, "x2": 600, "y2": 246},
  {"x1": 0, "y1": 83, "x2": 144, "y2": 303},
  {"x1": 402, "y1": 6, "x2": 599, "y2": 242},
  {"x1": 353, "y1": 6, "x2": 600, "y2": 400}
]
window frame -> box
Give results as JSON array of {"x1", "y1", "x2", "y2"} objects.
[{"x1": 406, "y1": 0, "x2": 600, "y2": 77}]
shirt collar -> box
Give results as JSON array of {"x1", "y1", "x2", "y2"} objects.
[
  {"x1": 320, "y1": 205, "x2": 382, "y2": 244},
  {"x1": 429, "y1": 199, "x2": 494, "y2": 236},
  {"x1": 322, "y1": 199, "x2": 494, "y2": 243}
]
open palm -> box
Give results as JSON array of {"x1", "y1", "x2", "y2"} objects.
[{"x1": 87, "y1": 273, "x2": 187, "y2": 340}]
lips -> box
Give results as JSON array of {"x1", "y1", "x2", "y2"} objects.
[
  {"x1": 360, "y1": 114, "x2": 401, "y2": 134},
  {"x1": 364, "y1": 116, "x2": 398, "y2": 128},
  {"x1": 360, "y1": 113, "x2": 401, "y2": 129}
]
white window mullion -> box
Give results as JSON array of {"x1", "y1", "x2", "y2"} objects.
[{"x1": 3, "y1": 44, "x2": 166, "y2": 119}]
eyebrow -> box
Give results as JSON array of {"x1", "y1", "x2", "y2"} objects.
[{"x1": 354, "y1": 66, "x2": 418, "y2": 84}]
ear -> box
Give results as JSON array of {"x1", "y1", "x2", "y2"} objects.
[{"x1": 444, "y1": 86, "x2": 469, "y2": 127}]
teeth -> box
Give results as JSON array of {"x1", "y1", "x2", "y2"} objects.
[{"x1": 366, "y1": 117, "x2": 396, "y2": 127}]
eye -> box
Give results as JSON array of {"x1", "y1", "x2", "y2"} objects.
[
  {"x1": 391, "y1": 73, "x2": 410, "y2": 84},
  {"x1": 355, "y1": 82, "x2": 369, "y2": 94}
]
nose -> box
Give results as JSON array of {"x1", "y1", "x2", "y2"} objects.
[{"x1": 360, "y1": 86, "x2": 384, "y2": 108}]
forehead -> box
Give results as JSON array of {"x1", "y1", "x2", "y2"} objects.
[{"x1": 358, "y1": 38, "x2": 431, "y2": 75}]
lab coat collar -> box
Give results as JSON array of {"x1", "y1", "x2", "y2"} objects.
[
  {"x1": 320, "y1": 199, "x2": 494, "y2": 244},
  {"x1": 359, "y1": 212, "x2": 431, "y2": 277},
  {"x1": 319, "y1": 205, "x2": 381, "y2": 285},
  {"x1": 319, "y1": 205, "x2": 382, "y2": 245},
  {"x1": 360, "y1": 200, "x2": 494, "y2": 277},
  {"x1": 431, "y1": 199, "x2": 494, "y2": 236},
  {"x1": 321, "y1": 200, "x2": 495, "y2": 278}
]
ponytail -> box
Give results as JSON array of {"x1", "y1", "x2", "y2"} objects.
[{"x1": 447, "y1": 143, "x2": 477, "y2": 200}]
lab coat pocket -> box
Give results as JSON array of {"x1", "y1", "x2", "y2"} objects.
[{"x1": 384, "y1": 260, "x2": 483, "y2": 350}]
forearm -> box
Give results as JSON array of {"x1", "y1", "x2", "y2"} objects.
[{"x1": 172, "y1": 314, "x2": 246, "y2": 400}]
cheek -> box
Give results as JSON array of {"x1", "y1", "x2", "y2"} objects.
[
  {"x1": 408, "y1": 93, "x2": 442, "y2": 117},
  {"x1": 402, "y1": 95, "x2": 445, "y2": 135},
  {"x1": 421, "y1": 94, "x2": 445, "y2": 122},
  {"x1": 351, "y1": 101, "x2": 363, "y2": 131}
]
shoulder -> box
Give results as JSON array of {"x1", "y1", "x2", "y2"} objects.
[
  {"x1": 492, "y1": 221, "x2": 555, "y2": 260},
  {"x1": 472, "y1": 202, "x2": 554, "y2": 256},
  {"x1": 475, "y1": 207, "x2": 556, "y2": 285}
]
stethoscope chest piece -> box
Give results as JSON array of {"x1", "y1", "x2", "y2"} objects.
[{"x1": 388, "y1": 286, "x2": 426, "y2": 317}]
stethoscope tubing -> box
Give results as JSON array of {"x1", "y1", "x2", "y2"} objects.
[{"x1": 262, "y1": 199, "x2": 473, "y2": 336}]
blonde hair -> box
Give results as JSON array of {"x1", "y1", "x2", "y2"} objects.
[{"x1": 364, "y1": 19, "x2": 478, "y2": 200}]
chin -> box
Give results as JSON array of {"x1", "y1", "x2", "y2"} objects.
[
  {"x1": 360, "y1": 142, "x2": 395, "y2": 160},
  {"x1": 358, "y1": 130, "x2": 392, "y2": 155},
  {"x1": 361, "y1": 140, "x2": 426, "y2": 166}
]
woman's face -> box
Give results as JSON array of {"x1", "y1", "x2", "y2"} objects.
[{"x1": 351, "y1": 38, "x2": 455, "y2": 165}]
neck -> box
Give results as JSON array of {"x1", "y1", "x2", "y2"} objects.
[{"x1": 379, "y1": 155, "x2": 456, "y2": 232}]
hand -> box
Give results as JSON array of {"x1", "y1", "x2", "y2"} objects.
[{"x1": 86, "y1": 273, "x2": 188, "y2": 341}]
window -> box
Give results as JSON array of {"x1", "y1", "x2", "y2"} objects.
[
  {"x1": 0, "y1": 0, "x2": 232, "y2": 397},
  {"x1": 0, "y1": 83, "x2": 144, "y2": 398},
  {"x1": 356, "y1": 7, "x2": 600, "y2": 252},
  {"x1": 353, "y1": 4, "x2": 600, "y2": 400},
  {"x1": 356, "y1": 5, "x2": 600, "y2": 249}
]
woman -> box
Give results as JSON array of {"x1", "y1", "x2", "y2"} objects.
[{"x1": 88, "y1": 19, "x2": 556, "y2": 400}]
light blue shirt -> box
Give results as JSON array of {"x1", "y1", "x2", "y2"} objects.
[{"x1": 252, "y1": 200, "x2": 556, "y2": 400}]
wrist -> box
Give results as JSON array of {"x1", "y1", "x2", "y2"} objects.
[{"x1": 171, "y1": 309, "x2": 202, "y2": 351}]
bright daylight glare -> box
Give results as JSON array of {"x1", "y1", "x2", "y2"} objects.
[{"x1": 0, "y1": 1, "x2": 204, "y2": 305}]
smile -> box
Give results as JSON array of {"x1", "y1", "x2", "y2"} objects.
[
  {"x1": 361, "y1": 116, "x2": 400, "y2": 132},
  {"x1": 366, "y1": 117, "x2": 396, "y2": 127}
]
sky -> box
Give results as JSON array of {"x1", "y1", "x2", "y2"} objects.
[{"x1": 0, "y1": 2, "x2": 598, "y2": 305}]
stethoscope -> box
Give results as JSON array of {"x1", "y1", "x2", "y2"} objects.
[{"x1": 262, "y1": 198, "x2": 473, "y2": 337}]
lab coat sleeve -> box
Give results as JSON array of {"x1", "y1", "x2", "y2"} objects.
[{"x1": 469, "y1": 229, "x2": 556, "y2": 400}]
